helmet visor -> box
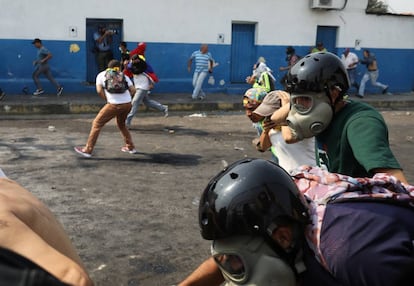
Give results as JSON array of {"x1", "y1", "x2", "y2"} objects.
[
  {"x1": 213, "y1": 253, "x2": 246, "y2": 281},
  {"x1": 291, "y1": 95, "x2": 313, "y2": 114}
]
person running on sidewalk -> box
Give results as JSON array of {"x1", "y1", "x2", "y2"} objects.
[
  {"x1": 341, "y1": 48, "x2": 359, "y2": 93},
  {"x1": 187, "y1": 44, "x2": 214, "y2": 100},
  {"x1": 127, "y1": 42, "x2": 168, "y2": 120},
  {"x1": 357, "y1": 49, "x2": 389, "y2": 98},
  {"x1": 125, "y1": 54, "x2": 168, "y2": 128},
  {"x1": 31, "y1": 38, "x2": 63, "y2": 96},
  {"x1": 74, "y1": 60, "x2": 137, "y2": 158}
]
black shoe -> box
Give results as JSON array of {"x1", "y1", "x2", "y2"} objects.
[
  {"x1": 0, "y1": 91, "x2": 5, "y2": 101},
  {"x1": 355, "y1": 94, "x2": 364, "y2": 98},
  {"x1": 382, "y1": 86, "x2": 389, "y2": 94}
]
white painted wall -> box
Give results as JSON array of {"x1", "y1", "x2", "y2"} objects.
[{"x1": 1, "y1": 0, "x2": 413, "y2": 48}]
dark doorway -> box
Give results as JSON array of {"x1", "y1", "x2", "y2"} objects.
[
  {"x1": 86, "y1": 18, "x2": 123, "y2": 83},
  {"x1": 315, "y1": 26, "x2": 338, "y2": 55}
]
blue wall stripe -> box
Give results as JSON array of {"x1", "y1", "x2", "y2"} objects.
[{"x1": 1, "y1": 39, "x2": 413, "y2": 95}]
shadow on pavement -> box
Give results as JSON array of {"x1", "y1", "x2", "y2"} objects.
[{"x1": 75, "y1": 152, "x2": 202, "y2": 166}]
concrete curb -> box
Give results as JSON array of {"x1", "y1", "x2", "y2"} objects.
[{"x1": 0, "y1": 93, "x2": 413, "y2": 116}]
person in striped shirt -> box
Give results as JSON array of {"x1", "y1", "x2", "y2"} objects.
[{"x1": 187, "y1": 44, "x2": 214, "y2": 100}]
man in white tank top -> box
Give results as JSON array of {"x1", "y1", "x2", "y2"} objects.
[{"x1": 250, "y1": 90, "x2": 316, "y2": 172}]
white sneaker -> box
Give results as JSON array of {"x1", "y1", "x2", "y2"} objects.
[
  {"x1": 74, "y1": 146, "x2": 92, "y2": 158},
  {"x1": 33, "y1": 89, "x2": 44, "y2": 96},
  {"x1": 163, "y1": 105, "x2": 169, "y2": 117},
  {"x1": 121, "y1": 146, "x2": 138, "y2": 154}
]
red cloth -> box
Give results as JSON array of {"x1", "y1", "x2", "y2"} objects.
[
  {"x1": 129, "y1": 42, "x2": 159, "y2": 83},
  {"x1": 145, "y1": 72, "x2": 159, "y2": 83},
  {"x1": 123, "y1": 69, "x2": 133, "y2": 79},
  {"x1": 130, "y1": 42, "x2": 146, "y2": 57}
]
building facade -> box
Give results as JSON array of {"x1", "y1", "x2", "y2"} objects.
[{"x1": 1, "y1": 0, "x2": 413, "y2": 95}]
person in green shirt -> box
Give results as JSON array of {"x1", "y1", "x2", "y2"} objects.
[
  {"x1": 310, "y1": 42, "x2": 327, "y2": 53},
  {"x1": 272, "y1": 52, "x2": 408, "y2": 184}
]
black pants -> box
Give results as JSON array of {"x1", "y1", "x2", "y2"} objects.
[{"x1": 96, "y1": 51, "x2": 113, "y2": 72}]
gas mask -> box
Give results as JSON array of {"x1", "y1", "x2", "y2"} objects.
[
  {"x1": 211, "y1": 235, "x2": 295, "y2": 286},
  {"x1": 286, "y1": 92, "x2": 333, "y2": 140}
]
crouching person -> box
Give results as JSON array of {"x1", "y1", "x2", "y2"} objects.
[{"x1": 179, "y1": 158, "x2": 414, "y2": 286}]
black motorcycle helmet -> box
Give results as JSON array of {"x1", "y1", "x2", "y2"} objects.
[
  {"x1": 199, "y1": 158, "x2": 309, "y2": 241},
  {"x1": 286, "y1": 52, "x2": 350, "y2": 99}
]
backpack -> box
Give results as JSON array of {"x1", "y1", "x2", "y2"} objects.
[{"x1": 104, "y1": 68, "x2": 128, "y2": 93}]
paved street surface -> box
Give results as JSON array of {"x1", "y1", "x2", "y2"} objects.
[{"x1": 0, "y1": 111, "x2": 413, "y2": 286}]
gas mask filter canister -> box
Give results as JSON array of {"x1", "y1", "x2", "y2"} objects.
[
  {"x1": 286, "y1": 92, "x2": 333, "y2": 140},
  {"x1": 211, "y1": 235, "x2": 295, "y2": 286}
]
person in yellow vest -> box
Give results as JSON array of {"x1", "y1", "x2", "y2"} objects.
[{"x1": 310, "y1": 42, "x2": 327, "y2": 53}]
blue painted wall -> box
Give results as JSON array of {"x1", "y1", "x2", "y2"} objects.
[{"x1": 1, "y1": 39, "x2": 413, "y2": 95}]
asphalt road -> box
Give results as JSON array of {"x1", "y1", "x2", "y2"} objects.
[{"x1": 0, "y1": 110, "x2": 413, "y2": 286}]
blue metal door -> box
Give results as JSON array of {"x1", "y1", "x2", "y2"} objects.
[
  {"x1": 86, "y1": 19, "x2": 123, "y2": 83},
  {"x1": 231, "y1": 24, "x2": 256, "y2": 83},
  {"x1": 315, "y1": 26, "x2": 338, "y2": 55}
]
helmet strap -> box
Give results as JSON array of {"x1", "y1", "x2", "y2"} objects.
[{"x1": 324, "y1": 85, "x2": 343, "y2": 115}]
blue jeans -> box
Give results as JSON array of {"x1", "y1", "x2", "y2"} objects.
[
  {"x1": 126, "y1": 89, "x2": 166, "y2": 125},
  {"x1": 347, "y1": 68, "x2": 359, "y2": 91},
  {"x1": 142, "y1": 92, "x2": 165, "y2": 112},
  {"x1": 192, "y1": 71, "x2": 208, "y2": 99},
  {"x1": 358, "y1": 70, "x2": 387, "y2": 96}
]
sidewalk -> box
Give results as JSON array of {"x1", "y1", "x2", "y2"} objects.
[{"x1": 0, "y1": 91, "x2": 413, "y2": 116}]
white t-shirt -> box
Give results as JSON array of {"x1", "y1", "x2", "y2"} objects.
[
  {"x1": 96, "y1": 70, "x2": 133, "y2": 104},
  {"x1": 133, "y1": 73, "x2": 151, "y2": 90},
  {"x1": 268, "y1": 128, "x2": 316, "y2": 172},
  {"x1": 341, "y1": 52, "x2": 359, "y2": 70}
]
